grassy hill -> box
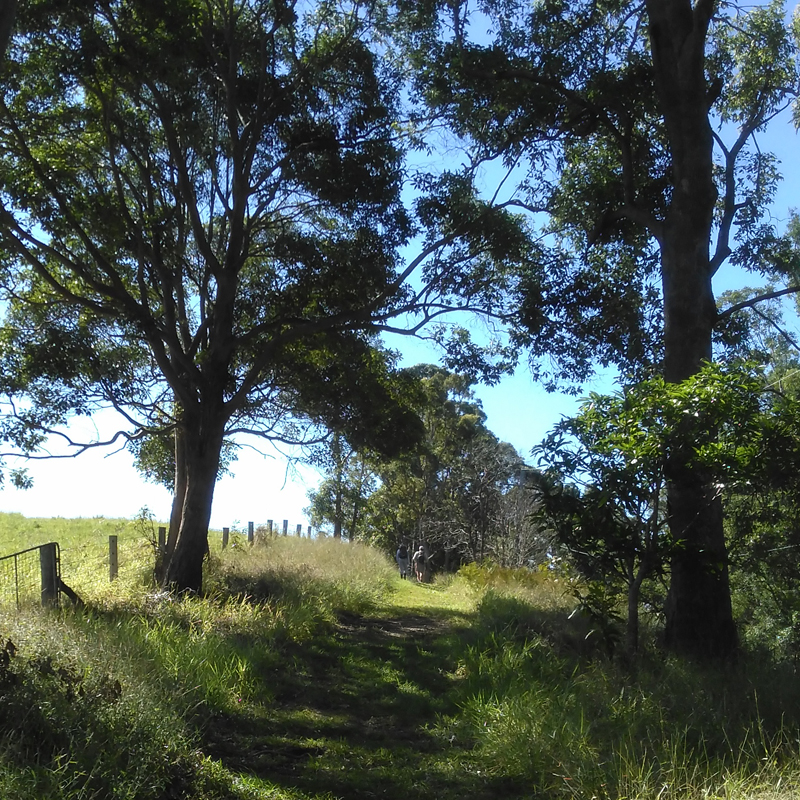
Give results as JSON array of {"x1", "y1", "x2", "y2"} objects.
[{"x1": 1, "y1": 514, "x2": 799, "y2": 799}]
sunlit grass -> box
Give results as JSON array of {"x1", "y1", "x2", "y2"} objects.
[
  {"x1": 379, "y1": 570, "x2": 481, "y2": 617},
  {"x1": 3, "y1": 516, "x2": 800, "y2": 798},
  {"x1": 0, "y1": 511, "x2": 166, "y2": 603},
  {"x1": 435, "y1": 566, "x2": 800, "y2": 799}
]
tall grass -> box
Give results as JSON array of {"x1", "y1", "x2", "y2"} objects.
[
  {"x1": 439, "y1": 567, "x2": 800, "y2": 799},
  {"x1": 3, "y1": 516, "x2": 800, "y2": 799},
  {"x1": 0, "y1": 511, "x2": 159, "y2": 602},
  {"x1": 209, "y1": 533, "x2": 397, "y2": 621},
  {"x1": 0, "y1": 517, "x2": 397, "y2": 800}
]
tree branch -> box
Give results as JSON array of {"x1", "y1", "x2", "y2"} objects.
[{"x1": 716, "y1": 285, "x2": 800, "y2": 321}]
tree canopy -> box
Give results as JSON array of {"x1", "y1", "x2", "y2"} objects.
[
  {"x1": 0, "y1": 0, "x2": 527, "y2": 591},
  {"x1": 2, "y1": 0, "x2": 800, "y2": 665},
  {"x1": 307, "y1": 365, "x2": 546, "y2": 570},
  {"x1": 403, "y1": 0, "x2": 800, "y2": 658}
]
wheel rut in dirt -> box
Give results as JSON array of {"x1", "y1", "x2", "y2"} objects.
[
  {"x1": 201, "y1": 608, "x2": 475, "y2": 799},
  {"x1": 335, "y1": 609, "x2": 456, "y2": 641}
]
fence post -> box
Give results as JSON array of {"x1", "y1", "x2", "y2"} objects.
[
  {"x1": 267, "y1": 520, "x2": 273, "y2": 536},
  {"x1": 248, "y1": 521, "x2": 254, "y2": 545},
  {"x1": 222, "y1": 527, "x2": 229, "y2": 549},
  {"x1": 282, "y1": 519, "x2": 288, "y2": 536},
  {"x1": 39, "y1": 543, "x2": 58, "y2": 607},
  {"x1": 295, "y1": 524, "x2": 301, "y2": 537},
  {"x1": 158, "y1": 526, "x2": 166, "y2": 554},
  {"x1": 307, "y1": 525, "x2": 312, "y2": 538},
  {"x1": 109, "y1": 535, "x2": 118, "y2": 582}
]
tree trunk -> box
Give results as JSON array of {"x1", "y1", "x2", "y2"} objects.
[
  {"x1": 647, "y1": 0, "x2": 737, "y2": 659},
  {"x1": 333, "y1": 432, "x2": 343, "y2": 539},
  {"x1": 155, "y1": 424, "x2": 188, "y2": 584},
  {"x1": 661, "y1": 229, "x2": 736, "y2": 659},
  {"x1": 349, "y1": 498, "x2": 360, "y2": 542},
  {"x1": 333, "y1": 481, "x2": 343, "y2": 540},
  {"x1": 627, "y1": 558, "x2": 650, "y2": 655},
  {"x1": 626, "y1": 579, "x2": 640, "y2": 656},
  {"x1": 164, "y1": 414, "x2": 225, "y2": 594}
]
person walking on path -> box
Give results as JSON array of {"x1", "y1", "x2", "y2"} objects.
[
  {"x1": 395, "y1": 543, "x2": 410, "y2": 579},
  {"x1": 412, "y1": 546, "x2": 426, "y2": 583}
]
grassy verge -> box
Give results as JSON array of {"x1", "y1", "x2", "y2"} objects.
[
  {"x1": 447, "y1": 586, "x2": 800, "y2": 799},
  {"x1": 2, "y1": 516, "x2": 800, "y2": 798}
]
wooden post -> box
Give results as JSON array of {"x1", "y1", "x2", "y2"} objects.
[
  {"x1": 158, "y1": 526, "x2": 166, "y2": 554},
  {"x1": 248, "y1": 521, "x2": 254, "y2": 545},
  {"x1": 307, "y1": 525, "x2": 312, "y2": 538},
  {"x1": 39, "y1": 543, "x2": 58, "y2": 607},
  {"x1": 282, "y1": 519, "x2": 288, "y2": 536},
  {"x1": 222, "y1": 527, "x2": 229, "y2": 549},
  {"x1": 109, "y1": 535, "x2": 118, "y2": 582},
  {"x1": 267, "y1": 519, "x2": 273, "y2": 536},
  {"x1": 296, "y1": 524, "x2": 302, "y2": 537}
]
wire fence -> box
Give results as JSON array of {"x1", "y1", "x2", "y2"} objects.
[
  {"x1": 0, "y1": 519, "x2": 314, "y2": 608},
  {"x1": 0, "y1": 543, "x2": 60, "y2": 609}
]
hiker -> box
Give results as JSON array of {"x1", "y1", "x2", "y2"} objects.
[
  {"x1": 395, "y1": 542, "x2": 410, "y2": 579},
  {"x1": 412, "y1": 546, "x2": 426, "y2": 582}
]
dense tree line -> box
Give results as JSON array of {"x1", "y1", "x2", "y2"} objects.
[{"x1": 306, "y1": 366, "x2": 549, "y2": 571}]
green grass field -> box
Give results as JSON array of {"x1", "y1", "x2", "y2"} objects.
[{"x1": 1, "y1": 514, "x2": 800, "y2": 799}]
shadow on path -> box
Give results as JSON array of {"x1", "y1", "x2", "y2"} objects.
[{"x1": 201, "y1": 608, "x2": 525, "y2": 799}]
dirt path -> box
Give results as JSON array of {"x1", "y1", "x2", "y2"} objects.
[
  {"x1": 335, "y1": 608, "x2": 456, "y2": 641},
  {"x1": 200, "y1": 608, "x2": 515, "y2": 800}
]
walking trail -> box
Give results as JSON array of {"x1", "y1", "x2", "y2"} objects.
[{"x1": 200, "y1": 583, "x2": 519, "y2": 800}]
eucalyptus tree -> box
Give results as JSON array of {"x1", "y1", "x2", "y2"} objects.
[
  {"x1": 406, "y1": 0, "x2": 800, "y2": 658},
  {"x1": 354, "y1": 364, "x2": 534, "y2": 568},
  {"x1": 0, "y1": 0, "x2": 525, "y2": 592},
  {"x1": 305, "y1": 436, "x2": 377, "y2": 540},
  {"x1": 535, "y1": 363, "x2": 768, "y2": 654}
]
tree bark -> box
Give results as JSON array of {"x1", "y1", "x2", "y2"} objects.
[
  {"x1": 163, "y1": 412, "x2": 225, "y2": 594},
  {"x1": 333, "y1": 471, "x2": 343, "y2": 539},
  {"x1": 155, "y1": 423, "x2": 188, "y2": 584},
  {"x1": 332, "y1": 432, "x2": 343, "y2": 539},
  {"x1": 646, "y1": 0, "x2": 737, "y2": 659},
  {"x1": 627, "y1": 567, "x2": 641, "y2": 656}
]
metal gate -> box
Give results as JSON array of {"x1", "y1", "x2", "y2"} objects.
[{"x1": 0, "y1": 542, "x2": 60, "y2": 609}]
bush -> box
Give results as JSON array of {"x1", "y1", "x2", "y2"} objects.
[{"x1": 0, "y1": 630, "x2": 216, "y2": 800}]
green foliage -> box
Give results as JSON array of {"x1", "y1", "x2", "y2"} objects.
[
  {"x1": 305, "y1": 438, "x2": 376, "y2": 541},
  {"x1": 534, "y1": 362, "x2": 771, "y2": 651},
  {"x1": 0, "y1": 624, "x2": 236, "y2": 800},
  {"x1": 357, "y1": 366, "x2": 545, "y2": 569},
  {"x1": 407, "y1": 0, "x2": 800, "y2": 658},
  {"x1": 0, "y1": 0, "x2": 533, "y2": 592},
  {"x1": 723, "y1": 392, "x2": 800, "y2": 663},
  {"x1": 0, "y1": 516, "x2": 403, "y2": 800},
  {"x1": 4, "y1": 516, "x2": 800, "y2": 798},
  {"x1": 444, "y1": 583, "x2": 800, "y2": 799},
  {"x1": 457, "y1": 561, "x2": 555, "y2": 594},
  {"x1": 283, "y1": 338, "x2": 427, "y2": 463},
  {"x1": 128, "y1": 429, "x2": 239, "y2": 492},
  {"x1": 713, "y1": 1, "x2": 798, "y2": 130},
  {"x1": 407, "y1": 0, "x2": 800, "y2": 391}
]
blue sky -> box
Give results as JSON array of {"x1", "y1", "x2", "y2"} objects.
[
  {"x1": 0, "y1": 60, "x2": 798, "y2": 532},
  {"x1": 0, "y1": 339, "x2": 593, "y2": 531}
]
